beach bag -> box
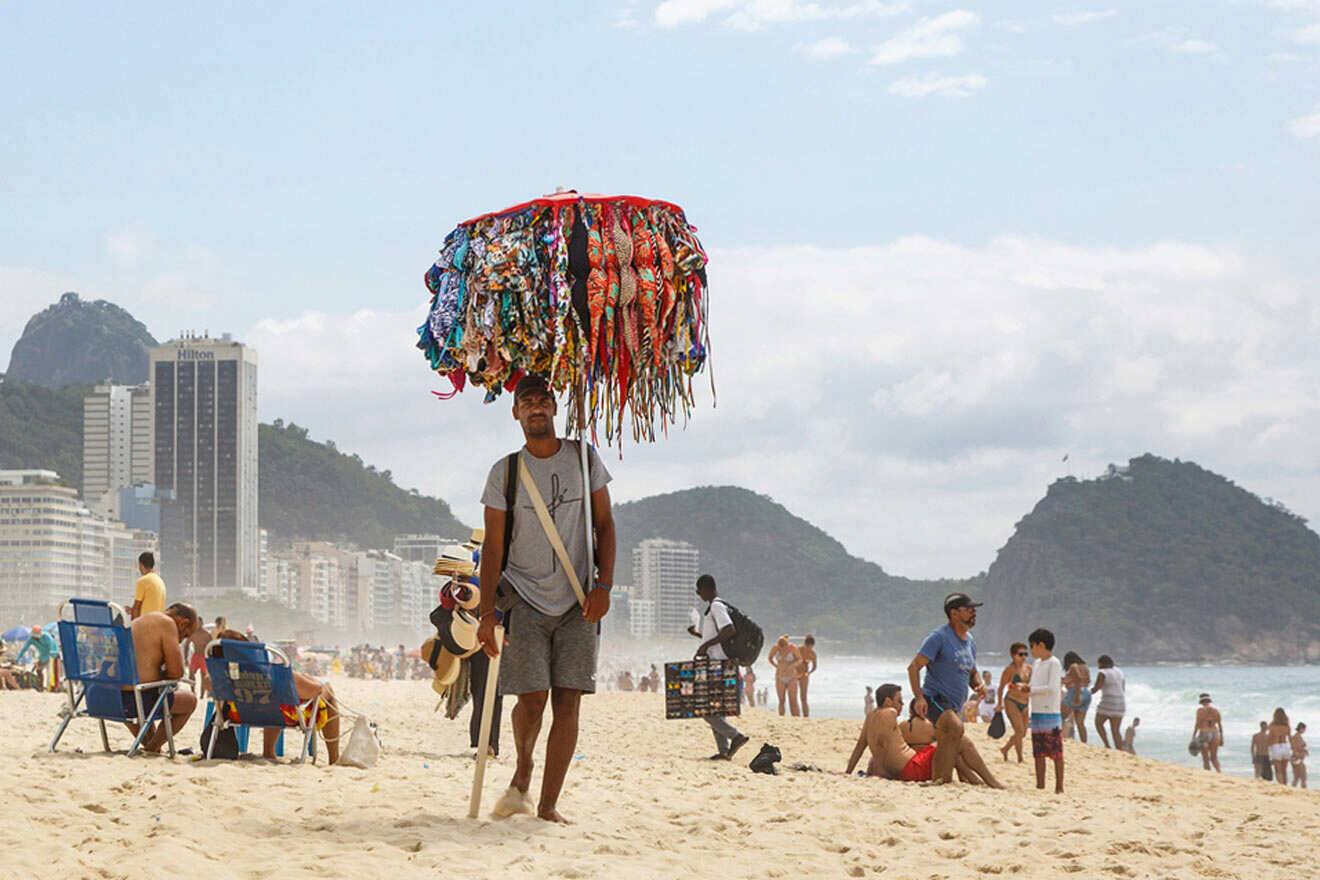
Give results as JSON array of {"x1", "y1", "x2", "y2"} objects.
[
  {"x1": 338, "y1": 716, "x2": 381, "y2": 769},
  {"x1": 200, "y1": 718, "x2": 240, "y2": 760},
  {"x1": 987, "y1": 710, "x2": 1006, "y2": 740},
  {"x1": 721, "y1": 603, "x2": 764, "y2": 667},
  {"x1": 749, "y1": 742, "x2": 781, "y2": 775}
]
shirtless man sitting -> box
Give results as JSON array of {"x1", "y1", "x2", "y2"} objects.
[
  {"x1": 845, "y1": 684, "x2": 1004, "y2": 788},
  {"x1": 128, "y1": 603, "x2": 200, "y2": 752}
]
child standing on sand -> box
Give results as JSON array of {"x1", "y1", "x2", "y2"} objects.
[{"x1": 1017, "y1": 628, "x2": 1064, "y2": 793}]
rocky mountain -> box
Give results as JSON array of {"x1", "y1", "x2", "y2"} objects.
[
  {"x1": 978, "y1": 454, "x2": 1320, "y2": 663},
  {"x1": 5, "y1": 292, "x2": 158, "y2": 386},
  {"x1": 613, "y1": 486, "x2": 970, "y2": 653}
]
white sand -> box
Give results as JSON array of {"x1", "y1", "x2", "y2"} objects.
[{"x1": 1, "y1": 680, "x2": 1317, "y2": 879}]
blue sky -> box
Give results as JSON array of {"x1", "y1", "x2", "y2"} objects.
[{"x1": 3, "y1": 1, "x2": 1319, "y2": 577}]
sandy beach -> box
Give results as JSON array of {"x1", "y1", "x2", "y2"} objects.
[{"x1": 2, "y1": 679, "x2": 1317, "y2": 880}]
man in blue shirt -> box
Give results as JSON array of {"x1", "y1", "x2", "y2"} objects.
[
  {"x1": 15, "y1": 624, "x2": 60, "y2": 691},
  {"x1": 907, "y1": 593, "x2": 986, "y2": 782}
]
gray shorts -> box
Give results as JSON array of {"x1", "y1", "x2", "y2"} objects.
[{"x1": 499, "y1": 593, "x2": 598, "y2": 696}]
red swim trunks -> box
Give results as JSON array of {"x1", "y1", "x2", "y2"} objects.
[
  {"x1": 189, "y1": 652, "x2": 205, "y2": 673},
  {"x1": 900, "y1": 745, "x2": 937, "y2": 782}
]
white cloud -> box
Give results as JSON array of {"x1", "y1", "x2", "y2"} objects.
[
  {"x1": 104, "y1": 231, "x2": 155, "y2": 266},
  {"x1": 654, "y1": 0, "x2": 739, "y2": 27},
  {"x1": 246, "y1": 235, "x2": 1320, "y2": 579},
  {"x1": 1172, "y1": 38, "x2": 1218, "y2": 54},
  {"x1": 654, "y1": 0, "x2": 907, "y2": 29},
  {"x1": 887, "y1": 72, "x2": 987, "y2": 97},
  {"x1": 868, "y1": 10, "x2": 980, "y2": 65},
  {"x1": 1288, "y1": 107, "x2": 1320, "y2": 137},
  {"x1": 1051, "y1": 9, "x2": 1118, "y2": 25},
  {"x1": 1293, "y1": 22, "x2": 1320, "y2": 43},
  {"x1": 793, "y1": 36, "x2": 857, "y2": 59}
]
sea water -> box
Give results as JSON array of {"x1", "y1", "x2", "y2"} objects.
[{"x1": 800, "y1": 656, "x2": 1320, "y2": 779}]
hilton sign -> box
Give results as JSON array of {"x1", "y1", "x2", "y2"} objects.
[{"x1": 175, "y1": 347, "x2": 215, "y2": 360}]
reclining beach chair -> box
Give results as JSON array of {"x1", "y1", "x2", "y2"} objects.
[
  {"x1": 204, "y1": 638, "x2": 321, "y2": 763},
  {"x1": 49, "y1": 598, "x2": 185, "y2": 757}
]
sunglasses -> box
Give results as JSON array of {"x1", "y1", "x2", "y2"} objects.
[{"x1": 1015, "y1": 651, "x2": 1028, "y2": 657}]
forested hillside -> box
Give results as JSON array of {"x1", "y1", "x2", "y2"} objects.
[{"x1": 979, "y1": 454, "x2": 1320, "y2": 662}]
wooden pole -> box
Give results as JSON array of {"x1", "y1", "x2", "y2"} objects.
[
  {"x1": 578, "y1": 377, "x2": 595, "y2": 604},
  {"x1": 468, "y1": 625, "x2": 504, "y2": 819}
]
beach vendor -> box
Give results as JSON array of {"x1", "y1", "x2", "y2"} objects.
[
  {"x1": 476, "y1": 374, "x2": 615, "y2": 824},
  {"x1": 14, "y1": 624, "x2": 59, "y2": 691}
]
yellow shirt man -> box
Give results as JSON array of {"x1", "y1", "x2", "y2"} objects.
[{"x1": 133, "y1": 570, "x2": 166, "y2": 617}]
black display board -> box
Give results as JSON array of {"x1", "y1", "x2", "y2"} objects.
[{"x1": 664, "y1": 658, "x2": 741, "y2": 719}]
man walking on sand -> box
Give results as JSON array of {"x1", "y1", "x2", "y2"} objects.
[
  {"x1": 476, "y1": 374, "x2": 616, "y2": 824},
  {"x1": 1193, "y1": 693, "x2": 1223, "y2": 772},
  {"x1": 687, "y1": 574, "x2": 750, "y2": 761},
  {"x1": 907, "y1": 592, "x2": 985, "y2": 784}
]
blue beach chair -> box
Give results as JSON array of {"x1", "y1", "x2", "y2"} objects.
[
  {"x1": 49, "y1": 599, "x2": 185, "y2": 757},
  {"x1": 204, "y1": 639, "x2": 322, "y2": 763}
]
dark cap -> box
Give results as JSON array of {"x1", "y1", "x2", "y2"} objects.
[
  {"x1": 1199, "y1": 693, "x2": 1211, "y2": 703},
  {"x1": 513, "y1": 374, "x2": 551, "y2": 401},
  {"x1": 943, "y1": 592, "x2": 983, "y2": 613}
]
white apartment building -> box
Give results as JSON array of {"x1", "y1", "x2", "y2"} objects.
[
  {"x1": 0, "y1": 470, "x2": 156, "y2": 623},
  {"x1": 150, "y1": 333, "x2": 259, "y2": 598},
  {"x1": 632, "y1": 538, "x2": 700, "y2": 637},
  {"x1": 82, "y1": 383, "x2": 153, "y2": 520},
  {"x1": 393, "y1": 534, "x2": 459, "y2": 565},
  {"x1": 629, "y1": 596, "x2": 656, "y2": 638}
]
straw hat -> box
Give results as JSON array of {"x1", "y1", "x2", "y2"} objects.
[{"x1": 433, "y1": 543, "x2": 477, "y2": 577}]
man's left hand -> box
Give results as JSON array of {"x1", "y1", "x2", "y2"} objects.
[
  {"x1": 582, "y1": 586, "x2": 611, "y2": 623},
  {"x1": 695, "y1": 645, "x2": 708, "y2": 658}
]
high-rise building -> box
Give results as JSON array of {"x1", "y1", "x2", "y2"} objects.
[
  {"x1": 150, "y1": 333, "x2": 259, "y2": 598},
  {"x1": 82, "y1": 383, "x2": 153, "y2": 519},
  {"x1": 632, "y1": 538, "x2": 700, "y2": 637},
  {"x1": 0, "y1": 470, "x2": 154, "y2": 623}
]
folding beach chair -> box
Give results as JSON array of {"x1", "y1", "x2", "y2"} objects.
[
  {"x1": 204, "y1": 639, "x2": 322, "y2": 764},
  {"x1": 49, "y1": 599, "x2": 185, "y2": 757}
]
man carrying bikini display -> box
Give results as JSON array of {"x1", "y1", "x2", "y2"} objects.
[
  {"x1": 845, "y1": 683, "x2": 1003, "y2": 787},
  {"x1": 1192, "y1": 693, "x2": 1223, "y2": 772}
]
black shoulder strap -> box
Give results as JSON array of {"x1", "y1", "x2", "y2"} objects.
[{"x1": 500, "y1": 452, "x2": 518, "y2": 574}]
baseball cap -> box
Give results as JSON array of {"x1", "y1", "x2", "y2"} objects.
[
  {"x1": 1199, "y1": 693, "x2": 1211, "y2": 703},
  {"x1": 943, "y1": 592, "x2": 983, "y2": 613},
  {"x1": 513, "y1": 374, "x2": 551, "y2": 401}
]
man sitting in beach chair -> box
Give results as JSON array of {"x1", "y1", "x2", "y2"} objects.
[
  {"x1": 204, "y1": 630, "x2": 341, "y2": 764},
  {"x1": 50, "y1": 599, "x2": 199, "y2": 756},
  {"x1": 846, "y1": 683, "x2": 1004, "y2": 788}
]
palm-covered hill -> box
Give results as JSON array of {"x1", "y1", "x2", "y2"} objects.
[{"x1": 979, "y1": 454, "x2": 1320, "y2": 663}]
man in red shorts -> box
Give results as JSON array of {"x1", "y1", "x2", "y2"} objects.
[{"x1": 845, "y1": 683, "x2": 1004, "y2": 787}]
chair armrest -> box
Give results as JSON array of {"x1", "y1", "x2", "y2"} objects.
[{"x1": 133, "y1": 678, "x2": 187, "y2": 693}]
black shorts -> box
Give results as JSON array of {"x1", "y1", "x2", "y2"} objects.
[{"x1": 121, "y1": 686, "x2": 174, "y2": 721}]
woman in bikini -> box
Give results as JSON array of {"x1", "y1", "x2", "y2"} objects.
[
  {"x1": 767, "y1": 635, "x2": 801, "y2": 717},
  {"x1": 1268, "y1": 707, "x2": 1292, "y2": 785},
  {"x1": 997, "y1": 641, "x2": 1032, "y2": 763},
  {"x1": 901, "y1": 698, "x2": 935, "y2": 747},
  {"x1": 1290, "y1": 722, "x2": 1308, "y2": 789},
  {"x1": 1060, "y1": 651, "x2": 1092, "y2": 742}
]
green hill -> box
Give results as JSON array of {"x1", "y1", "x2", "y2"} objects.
[
  {"x1": 613, "y1": 486, "x2": 970, "y2": 652},
  {"x1": 979, "y1": 454, "x2": 1320, "y2": 663},
  {"x1": 258, "y1": 420, "x2": 468, "y2": 547},
  {"x1": 0, "y1": 379, "x2": 468, "y2": 548}
]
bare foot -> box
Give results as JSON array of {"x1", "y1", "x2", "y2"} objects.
[{"x1": 537, "y1": 807, "x2": 572, "y2": 824}]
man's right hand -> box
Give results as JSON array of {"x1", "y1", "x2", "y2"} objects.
[
  {"x1": 477, "y1": 615, "x2": 501, "y2": 658},
  {"x1": 912, "y1": 694, "x2": 928, "y2": 719}
]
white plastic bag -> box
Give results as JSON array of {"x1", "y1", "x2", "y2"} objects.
[{"x1": 337, "y1": 716, "x2": 381, "y2": 769}]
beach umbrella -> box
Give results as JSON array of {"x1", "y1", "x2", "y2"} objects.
[
  {"x1": 2, "y1": 626, "x2": 29, "y2": 642},
  {"x1": 415, "y1": 189, "x2": 712, "y2": 814}
]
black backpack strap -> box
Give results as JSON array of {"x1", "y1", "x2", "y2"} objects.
[{"x1": 501, "y1": 451, "x2": 518, "y2": 575}]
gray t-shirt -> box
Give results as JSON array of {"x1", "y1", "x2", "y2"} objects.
[{"x1": 482, "y1": 441, "x2": 611, "y2": 616}]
